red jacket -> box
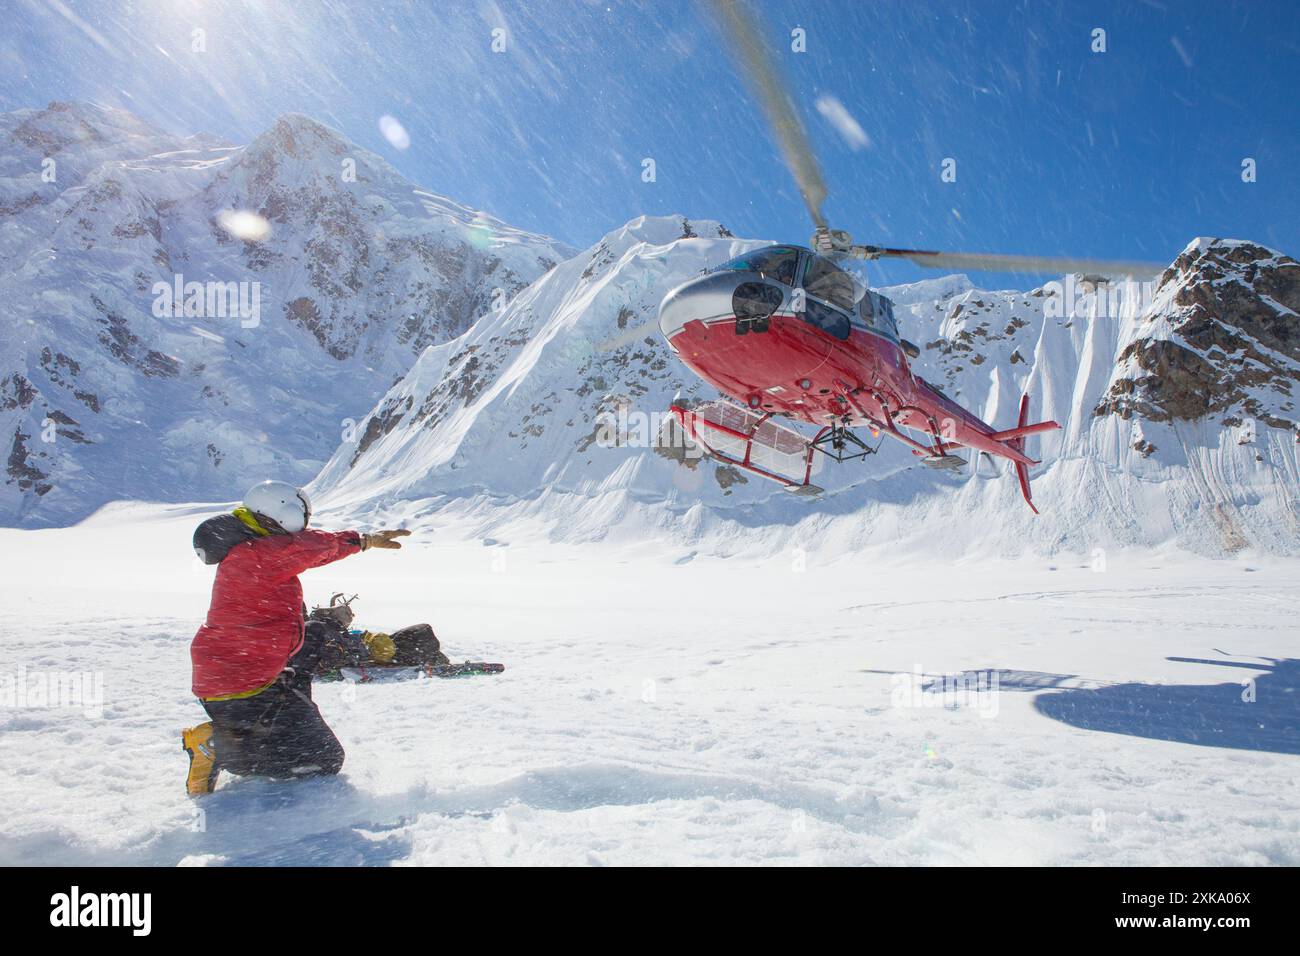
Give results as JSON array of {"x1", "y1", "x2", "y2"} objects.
[{"x1": 191, "y1": 529, "x2": 362, "y2": 698}]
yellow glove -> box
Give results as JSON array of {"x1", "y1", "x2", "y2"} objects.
[
  {"x1": 361, "y1": 631, "x2": 396, "y2": 664},
  {"x1": 361, "y1": 529, "x2": 412, "y2": 551}
]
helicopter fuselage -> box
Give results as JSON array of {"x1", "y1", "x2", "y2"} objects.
[{"x1": 657, "y1": 244, "x2": 1060, "y2": 509}]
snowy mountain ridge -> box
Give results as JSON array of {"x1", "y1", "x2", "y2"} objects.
[
  {"x1": 315, "y1": 215, "x2": 1299, "y2": 558},
  {"x1": 0, "y1": 102, "x2": 572, "y2": 526}
]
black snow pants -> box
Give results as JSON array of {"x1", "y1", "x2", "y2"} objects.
[{"x1": 201, "y1": 622, "x2": 345, "y2": 779}]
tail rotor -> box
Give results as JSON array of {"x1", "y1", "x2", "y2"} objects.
[{"x1": 1009, "y1": 395, "x2": 1041, "y2": 514}]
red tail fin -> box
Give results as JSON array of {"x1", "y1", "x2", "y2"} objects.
[{"x1": 1009, "y1": 394, "x2": 1047, "y2": 514}]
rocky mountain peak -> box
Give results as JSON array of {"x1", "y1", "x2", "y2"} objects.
[
  {"x1": 1164, "y1": 238, "x2": 1298, "y2": 363},
  {"x1": 262, "y1": 113, "x2": 350, "y2": 157},
  {"x1": 1098, "y1": 238, "x2": 1298, "y2": 430}
]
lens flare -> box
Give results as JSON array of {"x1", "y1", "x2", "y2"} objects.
[
  {"x1": 378, "y1": 115, "x2": 411, "y2": 150},
  {"x1": 216, "y1": 209, "x2": 271, "y2": 242}
]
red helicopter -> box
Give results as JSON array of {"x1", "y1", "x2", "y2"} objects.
[{"x1": 655, "y1": 0, "x2": 1158, "y2": 512}]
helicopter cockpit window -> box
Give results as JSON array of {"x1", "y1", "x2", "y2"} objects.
[
  {"x1": 802, "y1": 255, "x2": 859, "y2": 313},
  {"x1": 714, "y1": 247, "x2": 800, "y2": 286}
]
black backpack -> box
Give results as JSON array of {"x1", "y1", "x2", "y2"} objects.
[{"x1": 388, "y1": 624, "x2": 449, "y2": 667}]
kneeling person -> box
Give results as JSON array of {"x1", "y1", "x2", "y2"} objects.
[{"x1": 182, "y1": 480, "x2": 409, "y2": 796}]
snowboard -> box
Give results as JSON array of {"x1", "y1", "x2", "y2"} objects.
[{"x1": 329, "y1": 661, "x2": 505, "y2": 684}]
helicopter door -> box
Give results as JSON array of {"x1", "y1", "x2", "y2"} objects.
[{"x1": 797, "y1": 253, "x2": 854, "y2": 341}]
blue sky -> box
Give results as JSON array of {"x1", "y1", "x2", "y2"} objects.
[{"x1": 3, "y1": 0, "x2": 1298, "y2": 286}]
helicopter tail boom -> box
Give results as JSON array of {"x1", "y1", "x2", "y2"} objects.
[
  {"x1": 988, "y1": 420, "x2": 1062, "y2": 443},
  {"x1": 906, "y1": 382, "x2": 1058, "y2": 511}
]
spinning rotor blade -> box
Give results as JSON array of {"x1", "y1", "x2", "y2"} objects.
[
  {"x1": 866, "y1": 246, "x2": 1161, "y2": 277},
  {"x1": 711, "y1": 0, "x2": 828, "y2": 230},
  {"x1": 709, "y1": 1, "x2": 1161, "y2": 280}
]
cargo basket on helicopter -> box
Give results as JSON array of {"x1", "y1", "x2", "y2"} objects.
[{"x1": 669, "y1": 399, "x2": 825, "y2": 492}]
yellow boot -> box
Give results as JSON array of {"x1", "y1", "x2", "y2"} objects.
[{"x1": 182, "y1": 722, "x2": 220, "y2": 796}]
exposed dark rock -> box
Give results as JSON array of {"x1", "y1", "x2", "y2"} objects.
[
  {"x1": 91, "y1": 295, "x2": 180, "y2": 377},
  {"x1": 6, "y1": 429, "x2": 51, "y2": 495},
  {"x1": 713, "y1": 464, "x2": 748, "y2": 493},
  {"x1": 1096, "y1": 241, "x2": 1299, "y2": 430},
  {"x1": 350, "y1": 395, "x2": 414, "y2": 465},
  {"x1": 1, "y1": 373, "x2": 38, "y2": 410}
]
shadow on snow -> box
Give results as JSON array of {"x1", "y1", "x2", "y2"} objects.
[{"x1": 1032, "y1": 657, "x2": 1299, "y2": 755}]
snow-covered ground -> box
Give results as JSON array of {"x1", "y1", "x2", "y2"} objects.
[{"x1": 0, "y1": 502, "x2": 1296, "y2": 866}]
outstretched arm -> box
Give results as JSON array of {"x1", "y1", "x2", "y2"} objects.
[
  {"x1": 248, "y1": 529, "x2": 364, "y2": 583},
  {"x1": 232, "y1": 528, "x2": 411, "y2": 585}
]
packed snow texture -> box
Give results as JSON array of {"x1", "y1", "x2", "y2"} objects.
[{"x1": 0, "y1": 504, "x2": 1295, "y2": 866}]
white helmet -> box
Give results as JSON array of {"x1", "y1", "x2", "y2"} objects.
[{"x1": 243, "y1": 480, "x2": 312, "y2": 533}]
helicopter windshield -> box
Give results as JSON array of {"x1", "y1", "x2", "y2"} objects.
[
  {"x1": 803, "y1": 254, "x2": 863, "y2": 313},
  {"x1": 714, "y1": 246, "x2": 800, "y2": 286}
]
